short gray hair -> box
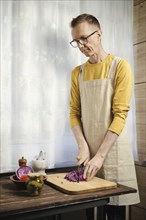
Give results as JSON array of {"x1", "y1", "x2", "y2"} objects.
[{"x1": 70, "y1": 13, "x2": 101, "y2": 29}]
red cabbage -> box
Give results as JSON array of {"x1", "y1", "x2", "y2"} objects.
[
  {"x1": 16, "y1": 166, "x2": 34, "y2": 179},
  {"x1": 64, "y1": 168, "x2": 86, "y2": 182}
]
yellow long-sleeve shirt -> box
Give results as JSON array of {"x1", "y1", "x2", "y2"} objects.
[{"x1": 70, "y1": 54, "x2": 132, "y2": 135}]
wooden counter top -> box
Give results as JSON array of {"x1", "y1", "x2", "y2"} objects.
[{"x1": 0, "y1": 174, "x2": 137, "y2": 220}]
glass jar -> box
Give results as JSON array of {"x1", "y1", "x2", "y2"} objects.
[
  {"x1": 18, "y1": 157, "x2": 27, "y2": 167},
  {"x1": 26, "y1": 175, "x2": 44, "y2": 196}
]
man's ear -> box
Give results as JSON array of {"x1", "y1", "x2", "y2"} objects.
[
  {"x1": 97, "y1": 29, "x2": 102, "y2": 37},
  {"x1": 96, "y1": 29, "x2": 102, "y2": 41}
]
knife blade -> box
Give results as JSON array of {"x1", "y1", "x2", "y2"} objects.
[{"x1": 77, "y1": 163, "x2": 84, "y2": 182}]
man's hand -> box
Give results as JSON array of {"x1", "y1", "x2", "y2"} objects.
[
  {"x1": 83, "y1": 131, "x2": 118, "y2": 181},
  {"x1": 77, "y1": 143, "x2": 90, "y2": 166},
  {"x1": 83, "y1": 153, "x2": 104, "y2": 181}
]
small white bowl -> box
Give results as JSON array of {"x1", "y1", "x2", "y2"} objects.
[{"x1": 31, "y1": 159, "x2": 47, "y2": 173}]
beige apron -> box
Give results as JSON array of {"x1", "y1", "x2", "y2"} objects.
[{"x1": 79, "y1": 57, "x2": 140, "y2": 205}]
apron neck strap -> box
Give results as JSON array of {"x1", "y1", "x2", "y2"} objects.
[{"x1": 107, "y1": 57, "x2": 121, "y2": 80}]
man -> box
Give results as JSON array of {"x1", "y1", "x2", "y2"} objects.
[{"x1": 69, "y1": 14, "x2": 140, "y2": 220}]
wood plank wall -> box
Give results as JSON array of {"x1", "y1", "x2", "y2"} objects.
[
  {"x1": 132, "y1": 0, "x2": 146, "y2": 219},
  {"x1": 133, "y1": 0, "x2": 146, "y2": 161}
]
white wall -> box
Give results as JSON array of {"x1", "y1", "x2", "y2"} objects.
[{"x1": 1, "y1": 0, "x2": 136, "y2": 172}]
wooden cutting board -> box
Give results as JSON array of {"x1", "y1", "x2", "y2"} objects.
[{"x1": 46, "y1": 173, "x2": 117, "y2": 194}]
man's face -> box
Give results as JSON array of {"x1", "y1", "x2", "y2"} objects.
[{"x1": 71, "y1": 22, "x2": 101, "y2": 57}]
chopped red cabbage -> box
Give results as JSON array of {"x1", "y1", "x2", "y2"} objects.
[{"x1": 64, "y1": 168, "x2": 86, "y2": 182}]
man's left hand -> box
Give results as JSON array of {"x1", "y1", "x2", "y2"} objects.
[{"x1": 83, "y1": 154, "x2": 104, "y2": 181}]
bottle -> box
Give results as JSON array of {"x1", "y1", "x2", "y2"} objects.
[
  {"x1": 26, "y1": 175, "x2": 44, "y2": 196},
  {"x1": 18, "y1": 157, "x2": 27, "y2": 167}
]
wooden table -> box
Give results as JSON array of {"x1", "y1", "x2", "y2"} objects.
[{"x1": 0, "y1": 174, "x2": 136, "y2": 220}]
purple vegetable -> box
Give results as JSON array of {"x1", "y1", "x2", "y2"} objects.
[
  {"x1": 16, "y1": 166, "x2": 34, "y2": 179},
  {"x1": 64, "y1": 168, "x2": 86, "y2": 182}
]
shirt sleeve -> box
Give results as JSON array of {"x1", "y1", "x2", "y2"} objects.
[
  {"x1": 70, "y1": 66, "x2": 82, "y2": 128},
  {"x1": 108, "y1": 59, "x2": 133, "y2": 135}
]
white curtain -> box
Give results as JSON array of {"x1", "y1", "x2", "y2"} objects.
[{"x1": 0, "y1": 0, "x2": 138, "y2": 173}]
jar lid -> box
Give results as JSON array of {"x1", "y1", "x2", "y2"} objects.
[
  {"x1": 19, "y1": 157, "x2": 27, "y2": 162},
  {"x1": 18, "y1": 157, "x2": 27, "y2": 166}
]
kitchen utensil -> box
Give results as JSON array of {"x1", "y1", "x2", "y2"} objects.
[{"x1": 46, "y1": 172, "x2": 117, "y2": 194}]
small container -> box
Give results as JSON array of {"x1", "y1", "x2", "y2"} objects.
[
  {"x1": 31, "y1": 159, "x2": 47, "y2": 174},
  {"x1": 26, "y1": 175, "x2": 44, "y2": 196},
  {"x1": 18, "y1": 157, "x2": 27, "y2": 167}
]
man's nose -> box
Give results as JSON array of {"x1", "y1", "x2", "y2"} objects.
[{"x1": 78, "y1": 42, "x2": 85, "y2": 49}]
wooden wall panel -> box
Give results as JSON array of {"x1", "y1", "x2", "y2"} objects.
[
  {"x1": 134, "y1": 0, "x2": 145, "y2": 6},
  {"x1": 136, "y1": 123, "x2": 146, "y2": 162},
  {"x1": 136, "y1": 124, "x2": 146, "y2": 140},
  {"x1": 135, "y1": 84, "x2": 146, "y2": 161},
  {"x1": 135, "y1": 96, "x2": 146, "y2": 124},
  {"x1": 137, "y1": 139, "x2": 146, "y2": 161},
  {"x1": 135, "y1": 84, "x2": 146, "y2": 98},
  {"x1": 136, "y1": 112, "x2": 146, "y2": 124},
  {"x1": 133, "y1": 1, "x2": 146, "y2": 219},
  {"x1": 133, "y1": 1, "x2": 146, "y2": 44},
  {"x1": 133, "y1": 42, "x2": 146, "y2": 83},
  {"x1": 135, "y1": 165, "x2": 146, "y2": 209}
]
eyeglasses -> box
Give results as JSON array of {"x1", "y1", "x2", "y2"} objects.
[{"x1": 70, "y1": 30, "x2": 98, "y2": 48}]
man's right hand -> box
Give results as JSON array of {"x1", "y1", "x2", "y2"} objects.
[{"x1": 77, "y1": 143, "x2": 90, "y2": 166}]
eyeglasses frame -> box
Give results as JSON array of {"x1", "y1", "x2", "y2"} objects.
[{"x1": 70, "y1": 30, "x2": 98, "y2": 48}]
